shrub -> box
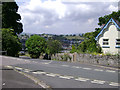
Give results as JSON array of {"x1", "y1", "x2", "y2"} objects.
[{"x1": 26, "y1": 35, "x2": 46, "y2": 58}]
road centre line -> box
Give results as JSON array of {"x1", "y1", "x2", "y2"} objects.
[
  {"x1": 75, "y1": 77, "x2": 90, "y2": 82},
  {"x1": 109, "y1": 82, "x2": 120, "y2": 86},
  {"x1": 61, "y1": 65, "x2": 69, "y2": 67},
  {"x1": 72, "y1": 66, "x2": 80, "y2": 68},
  {"x1": 46, "y1": 73, "x2": 57, "y2": 77},
  {"x1": 61, "y1": 64, "x2": 117, "y2": 74},
  {"x1": 106, "y1": 70, "x2": 116, "y2": 73},
  {"x1": 91, "y1": 80, "x2": 106, "y2": 84},
  {"x1": 59, "y1": 75, "x2": 74, "y2": 79},
  {"x1": 14, "y1": 67, "x2": 23, "y2": 70},
  {"x1": 94, "y1": 69, "x2": 103, "y2": 72},
  {"x1": 7, "y1": 66, "x2": 119, "y2": 87},
  {"x1": 32, "y1": 72, "x2": 47, "y2": 74},
  {"x1": 82, "y1": 68, "x2": 92, "y2": 70},
  {"x1": 5, "y1": 65, "x2": 13, "y2": 69}
]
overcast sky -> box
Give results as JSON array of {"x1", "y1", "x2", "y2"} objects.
[{"x1": 15, "y1": 0, "x2": 118, "y2": 35}]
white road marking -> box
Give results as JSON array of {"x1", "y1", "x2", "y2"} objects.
[
  {"x1": 15, "y1": 67, "x2": 23, "y2": 70},
  {"x1": 5, "y1": 65, "x2": 11, "y2": 68},
  {"x1": 109, "y1": 82, "x2": 120, "y2": 86},
  {"x1": 44, "y1": 63, "x2": 49, "y2": 64},
  {"x1": 46, "y1": 73, "x2": 57, "y2": 77},
  {"x1": 2, "y1": 82, "x2": 5, "y2": 86},
  {"x1": 59, "y1": 76, "x2": 74, "y2": 79},
  {"x1": 106, "y1": 70, "x2": 116, "y2": 73},
  {"x1": 94, "y1": 69, "x2": 103, "y2": 72},
  {"x1": 82, "y1": 68, "x2": 92, "y2": 70},
  {"x1": 91, "y1": 80, "x2": 105, "y2": 84},
  {"x1": 72, "y1": 66, "x2": 80, "y2": 68},
  {"x1": 75, "y1": 77, "x2": 89, "y2": 82},
  {"x1": 61, "y1": 65, "x2": 69, "y2": 67},
  {"x1": 24, "y1": 69, "x2": 32, "y2": 72},
  {"x1": 32, "y1": 72, "x2": 46, "y2": 74}
]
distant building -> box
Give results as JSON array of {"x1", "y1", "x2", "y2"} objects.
[{"x1": 95, "y1": 18, "x2": 120, "y2": 54}]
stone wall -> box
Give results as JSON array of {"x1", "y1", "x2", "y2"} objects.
[{"x1": 51, "y1": 53, "x2": 120, "y2": 68}]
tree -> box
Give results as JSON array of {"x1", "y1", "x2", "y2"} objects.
[
  {"x1": 45, "y1": 39, "x2": 62, "y2": 59},
  {"x1": 2, "y1": 1, "x2": 23, "y2": 34},
  {"x1": 25, "y1": 35, "x2": 47, "y2": 58},
  {"x1": 98, "y1": 10, "x2": 120, "y2": 26},
  {"x1": 2, "y1": 28, "x2": 22, "y2": 57},
  {"x1": 70, "y1": 45, "x2": 76, "y2": 53}
]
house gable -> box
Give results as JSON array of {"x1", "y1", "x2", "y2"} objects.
[{"x1": 95, "y1": 18, "x2": 120, "y2": 41}]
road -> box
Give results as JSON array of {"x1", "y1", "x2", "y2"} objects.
[{"x1": 1, "y1": 55, "x2": 120, "y2": 89}]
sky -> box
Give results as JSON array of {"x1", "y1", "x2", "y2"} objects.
[{"x1": 15, "y1": 0, "x2": 119, "y2": 35}]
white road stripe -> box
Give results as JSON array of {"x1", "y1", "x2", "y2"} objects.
[
  {"x1": 61, "y1": 65, "x2": 69, "y2": 67},
  {"x1": 15, "y1": 67, "x2": 23, "y2": 70},
  {"x1": 32, "y1": 72, "x2": 46, "y2": 74},
  {"x1": 106, "y1": 70, "x2": 116, "y2": 73},
  {"x1": 5, "y1": 65, "x2": 13, "y2": 69},
  {"x1": 46, "y1": 74, "x2": 57, "y2": 77},
  {"x1": 44, "y1": 63, "x2": 49, "y2": 64},
  {"x1": 94, "y1": 69, "x2": 103, "y2": 72},
  {"x1": 24, "y1": 69, "x2": 32, "y2": 72},
  {"x1": 109, "y1": 82, "x2": 120, "y2": 86},
  {"x1": 91, "y1": 80, "x2": 105, "y2": 84},
  {"x1": 75, "y1": 77, "x2": 89, "y2": 82},
  {"x1": 59, "y1": 76, "x2": 74, "y2": 79},
  {"x1": 82, "y1": 68, "x2": 92, "y2": 70},
  {"x1": 72, "y1": 66, "x2": 80, "y2": 68}
]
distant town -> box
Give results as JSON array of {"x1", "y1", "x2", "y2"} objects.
[{"x1": 19, "y1": 33, "x2": 84, "y2": 53}]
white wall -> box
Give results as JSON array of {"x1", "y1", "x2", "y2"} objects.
[{"x1": 98, "y1": 23, "x2": 120, "y2": 54}]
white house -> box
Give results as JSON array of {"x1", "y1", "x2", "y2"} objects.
[{"x1": 95, "y1": 18, "x2": 120, "y2": 54}]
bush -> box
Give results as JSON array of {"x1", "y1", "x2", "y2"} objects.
[
  {"x1": 26, "y1": 35, "x2": 47, "y2": 58},
  {"x1": 61, "y1": 53, "x2": 72, "y2": 61}
]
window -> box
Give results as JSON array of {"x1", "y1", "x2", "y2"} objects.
[
  {"x1": 116, "y1": 39, "x2": 120, "y2": 45},
  {"x1": 103, "y1": 39, "x2": 109, "y2": 45}
]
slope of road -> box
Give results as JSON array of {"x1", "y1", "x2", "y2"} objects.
[{"x1": 1, "y1": 55, "x2": 120, "y2": 88}]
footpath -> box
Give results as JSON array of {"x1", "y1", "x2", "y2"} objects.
[{"x1": 2, "y1": 66, "x2": 42, "y2": 89}]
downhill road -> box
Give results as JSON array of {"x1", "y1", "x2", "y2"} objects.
[{"x1": 1, "y1": 55, "x2": 120, "y2": 89}]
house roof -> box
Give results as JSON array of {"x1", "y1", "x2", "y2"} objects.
[{"x1": 95, "y1": 18, "x2": 120, "y2": 41}]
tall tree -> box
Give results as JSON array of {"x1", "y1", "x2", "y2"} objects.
[
  {"x1": 98, "y1": 10, "x2": 120, "y2": 26},
  {"x1": 2, "y1": 28, "x2": 22, "y2": 57},
  {"x1": 2, "y1": 1, "x2": 23, "y2": 34}
]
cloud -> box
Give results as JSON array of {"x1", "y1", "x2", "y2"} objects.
[{"x1": 17, "y1": 0, "x2": 118, "y2": 34}]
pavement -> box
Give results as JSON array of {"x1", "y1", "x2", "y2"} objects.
[
  {"x1": 1, "y1": 55, "x2": 120, "y2": 89},
  {"x1": 2, "y1": 66, "x2": 42, "y2": 88}
]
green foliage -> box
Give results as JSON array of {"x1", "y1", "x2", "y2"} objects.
[
  {"x1": 98, "y1": 10, "x2": 120, "y2": 26},
  {"x1": 2, "y1": 28, "x2": 22, "y2": 57},
  {"x1": 2, "y1": 1, "x2": 23, "y2": 34},
  {"x1": 25, "y1": 35, "x2": 47, "y2": 58},
  {"x1": 46, "y1": 39, "x2": 62, "y2": 55},
  {"x1": 78, "y1": 29, "x2": 102, "y2": 53},
  {"x1": 70, "y1": 45, "x2": 77, "y2": 53},
  {"x1": 61, "y1": 53, "x2": 72, "y2": 61}
]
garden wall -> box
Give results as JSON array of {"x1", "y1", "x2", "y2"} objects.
[{"x1": 51, "y1": 53, "x2": 120, "y2": 68}]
